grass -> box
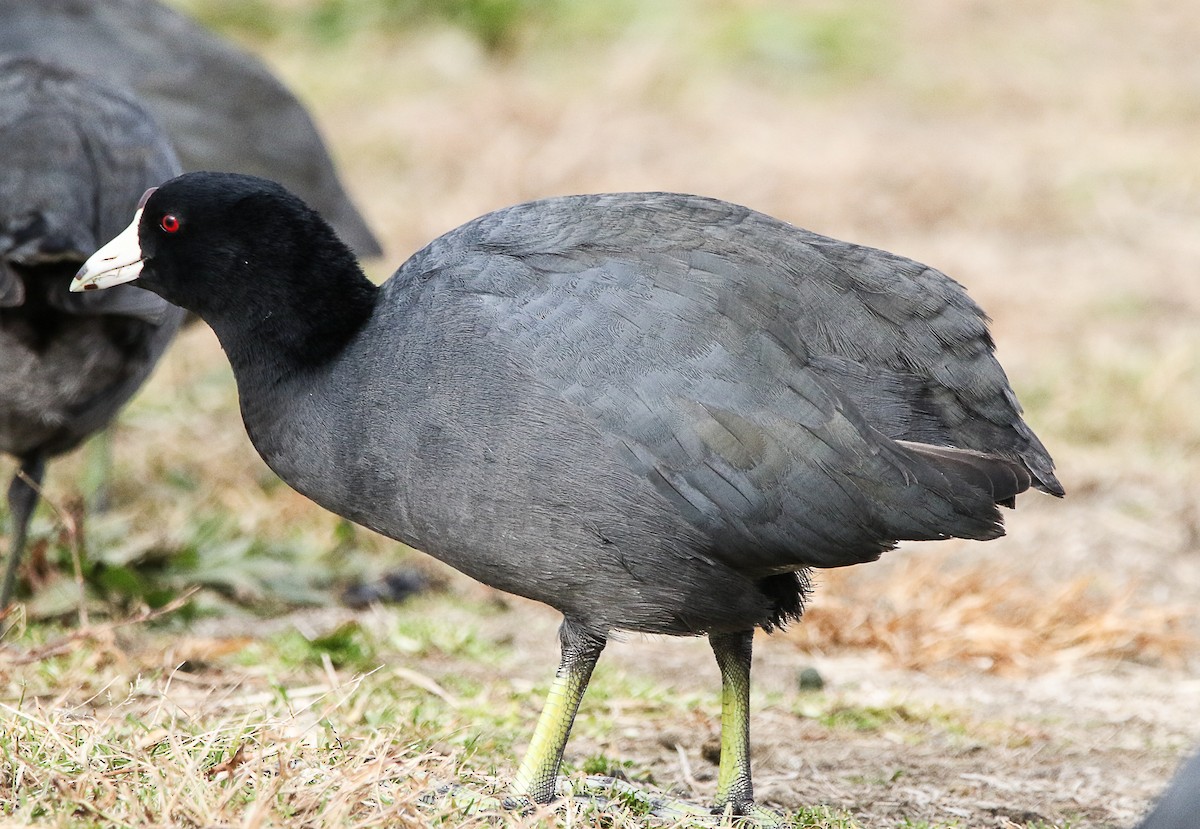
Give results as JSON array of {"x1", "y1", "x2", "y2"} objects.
[
  {"x1": 177, "y1": 0, "x2": 896, "y2": 80},
  {"x1": 3, "y1": 610, "x2": 494, "y2": 826},
  {"x1": 815, "y1": 703, "x2": 952, "y2": 735},
  {"x1": 0, "y1": 590, "x2": 1120, "y2": 827},
  {"x1": 0, "y1": 609, "x2": 863, "y2": 827},
  {"x1": 787, "y1": 552, "x2": 1196, "y2": 675},
  {"x1": 4, "y1": 0, "x2": 1200, "y2": 826},
  {"x1": 3, "y1": 590, "x2": 1088, "y2": 827}
]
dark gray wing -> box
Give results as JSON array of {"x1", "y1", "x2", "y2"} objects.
[
  {"x1": 398, "y1": 193, "x2": 1042, "y2": 573},
  {"x1": 0, "y1": 59, "x2": 185, "y2": 452},
  {"x1": 0, "y1": 0, "x2": 381, "y2": 258},
  {"x1": 464, "y1": 193, "x2": 1060, "y2": 494},
  {"x1": 796, "y1": 237, "x2": 1062, "y2": 496}
]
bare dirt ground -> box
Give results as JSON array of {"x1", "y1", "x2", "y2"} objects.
[
  {"x1": 558, "y1": 611, "x2": 1200, "y2": 827},
  {"x1": 5, "y1": 1, "x2": 1200, "y2": 826}
]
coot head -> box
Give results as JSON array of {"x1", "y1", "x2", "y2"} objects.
[{"x1": 72, "y1": 172, "x2": 369, "y2": 353}]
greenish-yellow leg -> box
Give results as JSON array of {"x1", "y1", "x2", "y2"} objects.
[
  {"x1": 509, "y1": 619, "x2": 605, "y2": 805},
  {"x1": 709, "y1": 630, "x2": 778, "y2": 823}
]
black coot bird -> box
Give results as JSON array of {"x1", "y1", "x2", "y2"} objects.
[
  {"x1": 0, "y1": 59, "x2": 184, "y2": 609},
  {"x1": 74, "y1": 171, "x2": 1062, "y2": 815}
]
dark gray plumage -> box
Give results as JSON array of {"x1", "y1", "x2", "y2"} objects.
[
  {"x1": 73, "y1": 172, "x2": 1061, "y2": 814},
  {"x1": 0, "y1": 0, "x2": 381, "y2": 258},
  {"x1": 1137, "y1": 751, "x2": 1200, "y2": 829},
  {"x1": 281, "y1": 194, "x2": 1060, "y2": 634},
  {"x1": 0, "y1": 59, "x2": 184, "y2": 607}
]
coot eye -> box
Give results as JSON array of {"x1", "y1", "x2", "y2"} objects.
[{"x1": 160, "y1": 214, "x2": 181, "y2": 233}]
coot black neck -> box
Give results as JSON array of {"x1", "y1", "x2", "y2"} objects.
[{"x1": 203, "y1": 228, "x2": 380, "y2": 388}]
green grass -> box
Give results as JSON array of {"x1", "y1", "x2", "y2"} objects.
[{"x1": 174, "y1": 0, "x2": 896, "y2": 87}]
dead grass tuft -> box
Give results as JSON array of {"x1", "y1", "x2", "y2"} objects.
[{"x1": 789, "y1": 555, "x2": 1197, "y2": 675}]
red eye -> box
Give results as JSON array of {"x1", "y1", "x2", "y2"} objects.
[{"x1": 160, "y1": 214, "x2": 181, "y2": 233}]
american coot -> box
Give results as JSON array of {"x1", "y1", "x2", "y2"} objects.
[
  {"x1": 0, "y1": 59, "x2": 185, "y2": 608},
  {"x1": 74, "y1": 171, "x2": 1062, "y2": 815},
  {"x1": 0, "y1": 0, "x2": 381, "y2": 258}
]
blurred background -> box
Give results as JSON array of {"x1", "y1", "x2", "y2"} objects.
[{"x1": 4, "y1": 1, "x2": 1199, "y2": 826}]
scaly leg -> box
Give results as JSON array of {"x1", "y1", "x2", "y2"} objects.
[
  {"x1": 2, "y1": 453, "x2": 46, "y2": 609},
  {"x1": 508, "y1": 618, "x2": 605, "y2": 805},
  {"x1": 709, "y1": 629, "x2": 778, "y2": 823}
]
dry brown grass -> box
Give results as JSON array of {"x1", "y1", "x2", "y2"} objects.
[
  {"x1": 788, "y1": 555, "x2": 1196, "y2": 675},
  {"x1": 2, "y1": 626, "x2": 460, "y2": 828}
]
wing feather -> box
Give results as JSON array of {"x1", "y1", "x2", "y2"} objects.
[{"x1": 396, "y1": 193, "x2": 1053, "y2": 573}]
